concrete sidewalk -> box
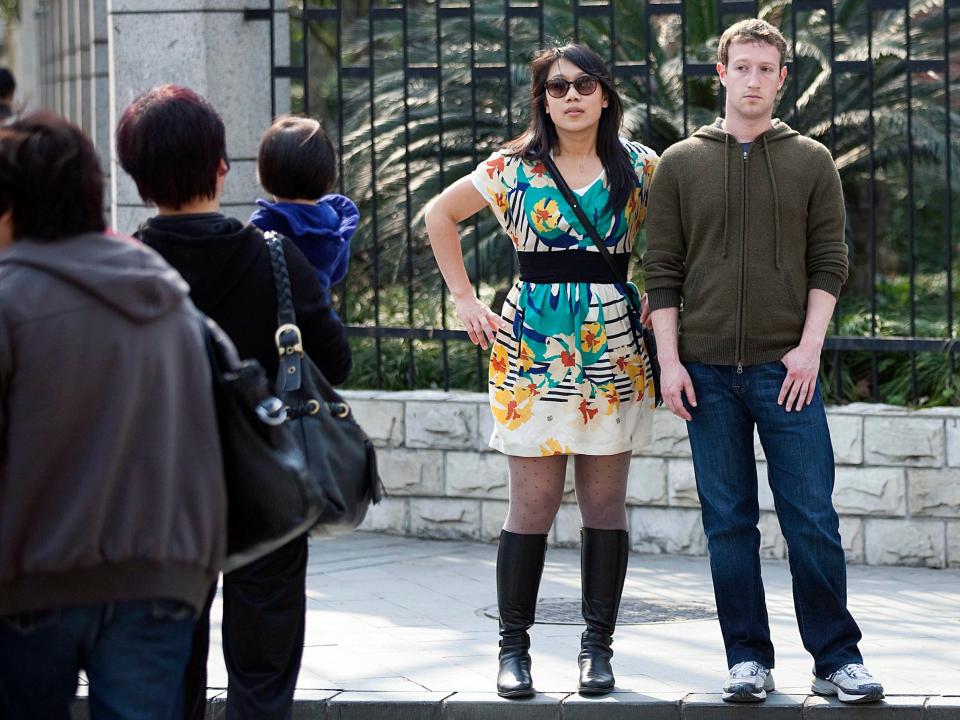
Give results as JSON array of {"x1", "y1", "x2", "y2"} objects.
[{"x1": 82, "y1": 531, "x2": 960, "y2": 718}]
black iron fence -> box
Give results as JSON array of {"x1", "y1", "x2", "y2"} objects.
[{"x1": 249, "y1": 0, "x2": 960, "y2": 405}]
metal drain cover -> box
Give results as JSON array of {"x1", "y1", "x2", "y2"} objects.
[{"x1": 482, "y1": 597, "x2": 716, "y2": 625}]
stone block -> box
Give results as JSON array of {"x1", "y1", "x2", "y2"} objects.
[
  {"x1": 864, "y1": 519, "x2": 946, "y2": 568},
  {"x1": 946, "y1": 418, "x2": 960, "y2": 467},
  {"x1": 630, "y1": 507, "x2": 706, "y2": 555},
  {"x1": 562, "y1": 691, "x2": 682, "y2": 719},
  {"x1": 377, "y1": 449, "x2": 443, "y2": 497},
  {"x1": 908, "y1": 469, "x2": 960, "y2": 517},
  {"x1": 832, "y1": 467, "x2": 906, "y2": 516},
  {"x1": 757, "y1": 464, "x2": 775, "y2": 511},
  {"x1": 927, "y1": 695, "x2": 960, "y2": 719},
  {"x1": 357, "y1": 497, "x2": 408, "y2": 534},
  {"x1": 445, "y1": 453, "x2": 509, "y2": 499},
  {"x1": 667, "y1": 460, "x2": 699, "y2": 507},
  {"x1": 553, "y1": 503, "x2": 583, "y2": 546},
  {"x1": 480, "y1": 501, "x2": 507, "y2": 542},
  {"x1": 948, "y1": 522, "x2": 960, "y2": 569},
  {"x1": 864, "y1": 417, "x2": 944, "y2": 467},
  {"x1": 113, "y1": 204, "x2": 153, "y2": 237},
  {"x1": 561, "y1": 459, "x2": 577, "y2": 504},
  {"x1": 476, "y1": 407, "x2": 495, "y2": 452},
  {"x1": 758, "y1": 511, "x2": 786, "y2": 559},
  {"x1": 290, "y1": 690, "x2": 339, "y2": 720},
  {"x1": 626, "y1": 458, "x2": 668, "y2": 506},
  {"x1": 839, "y1": 516, "x2": 865, "y2": 564},
  {"x1": 681, "y1": 693, "x2": 803, "y2": 719},
  {"x1": 406, "y1": 402, "x2": 478, "y2": 449},
  {"x1": 327, "y1": 691, "x2": 447, "y2": 719},
  {"x1": 441, "y1": 692, "x2": 563, "y2": 720},
  {"x1": 638, "y1": 410, "x2": 690, "y2": 457},
  {"x1": 348, "y1": 399, "x2": 404, "y2": 447},
  {"x1": 828, "y1": 413, "x2": 864, "y2": 465},
  {"x1": 803, "y1": 694, "x2": 924, "y2": 718},
  {"x1": 410, "y1": 499, "x2": 481, "y2": 541}
]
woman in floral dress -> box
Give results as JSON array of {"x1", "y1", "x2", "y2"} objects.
[{"x1": 424, "y1": 43, "x2": 658, "y2": 698}]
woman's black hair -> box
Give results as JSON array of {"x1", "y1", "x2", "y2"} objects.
[{"x1": 502, "y1": 43, "x2": 635, "y2": 216}]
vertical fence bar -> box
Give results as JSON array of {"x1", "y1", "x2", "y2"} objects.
[
  {"x1": 944, "y1": 1, "x2": 954, "y2": 387},
  {"x1": 790, "y1": 2, "x2": 799, "y2": 129},
  {"x1": 906, "y1": 6, "x2": 918, "y2": 400},
  {"x1": 470, "y1": 0, "x2": 483, "y2": 390},
  {"x1": 368, "y1": 4, "x2": 382, "y2": 388},
  {"x1": 270, "y1": 0, "x2": 277, "y2": 118},
  {"x1": 868, "y1": 7, "x2": 879, "y2": 401},
  {"x1": 644, "y1": 2, "x2": 653, "y2": 144},
  {"x1": 436, "y1": 2, "x2": 450, "y2": 391},
  {"x1": 681, "y1": 2, "x2": 689, "y2": 137},
  {"x1": 402, "y1": 4, "x2": 416, "y2": 389},
  {"x1": 337, "y1": 1, "x2": 348, "y2": 325},
  {"x1": 302, "y1": 1, "x2": 310, "y2": 115}
]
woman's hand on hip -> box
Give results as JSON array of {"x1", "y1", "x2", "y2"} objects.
[{"x1": 455, "y1": 294, "x2": 506, "y2": 350}]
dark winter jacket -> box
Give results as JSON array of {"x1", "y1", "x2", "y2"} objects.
[
  {"x1": 137, "y1": 213, "x2": 351, "y2": 383},
  {"x1": 643, "y1": 119, "x2": 849, "y2": 367},
  {"x1": 0, "y1": 232, "x2": 226, "y2": 615}
]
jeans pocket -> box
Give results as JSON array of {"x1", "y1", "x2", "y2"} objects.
[
  {"x1": 149, "y1": 599, "x2": 194, "y2": 622},
  {"x1": 0, "y1": 609, "x2": 61, "y2": 635}
]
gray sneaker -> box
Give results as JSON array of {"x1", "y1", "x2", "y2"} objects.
[
  {"x1": 721, "y1": 661, "x2": 775, "y2": 703},
  {"x1": 811, "y1": 663, "x2": 884, "y2": 704}
]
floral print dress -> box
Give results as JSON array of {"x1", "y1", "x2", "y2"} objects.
[{"x1": 470, "y1": 139, "x2": 659, "y2": 457}]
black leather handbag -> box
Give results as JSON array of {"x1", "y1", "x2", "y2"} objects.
[
  {"x1": 541, "y1": 153, "x2": 663, "y2": 407},
  {"x1": 200, "y1": 315, "x2": 324, "y2": 573},
  {"x1": 265, "y1": 234, "x2": 382, "y2": 537}
]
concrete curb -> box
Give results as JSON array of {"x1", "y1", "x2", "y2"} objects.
[{"x1": 68, "y1": 692, "x2": 960, "y2": 719}]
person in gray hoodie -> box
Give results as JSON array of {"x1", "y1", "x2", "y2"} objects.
[{"x1": 0, "y1": 113, "x2": 226, "y2": 719}]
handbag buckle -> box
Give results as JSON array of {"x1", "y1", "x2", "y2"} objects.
[{"x1": 275, "y1": 323, "x2": 304, "y2": 357}]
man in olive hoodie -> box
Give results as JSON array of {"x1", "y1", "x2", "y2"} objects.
[
  {"x1": 0, "y1": 114, "x2": 226, "y2": 718},
  {"x1": 644, "y1": 19, "x2": 883, "y2": 705}
]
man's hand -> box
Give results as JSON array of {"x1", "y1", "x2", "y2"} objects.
[
  {"x1": 660, "y1": 358, "x2": 697, "y2": 421},
  {"x1": 778, "y1": 343, "x2": 821, "y2": 412},
  {"x1": 640, "y1": 293, "x2": 652, "y2": 329}
]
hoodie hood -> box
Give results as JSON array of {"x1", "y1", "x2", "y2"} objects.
[
  {"x1": 692, "y1": 118, "x2": 799, "y2": 269},
  {"x1": 0, "y1": 232, "x2": 189, "y2": 323},
  {"x1": 250, "y1": 195, "x2": 358, "y2": 289},
  {"x1": 137, "y1": 214, "x2": 265, "y2": 312}
]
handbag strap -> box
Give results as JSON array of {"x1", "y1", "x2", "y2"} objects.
[
  {"x1": 265, "y1": 232, "x2": 304, "y2": 392},
  {"x1": 540, "y1": 153, "x2": 640, "y2": 312}
]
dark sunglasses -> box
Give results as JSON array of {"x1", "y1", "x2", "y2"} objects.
[{"x1": 544, "y1": 74, "x2": 600, "y2": 99}]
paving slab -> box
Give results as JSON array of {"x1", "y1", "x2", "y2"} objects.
[{"x1": 682, "y1": 692, "x2": 805, "y2": 719}]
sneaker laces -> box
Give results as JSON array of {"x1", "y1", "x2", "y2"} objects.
[
  {"x1": 729, "y1": 661, "x2": 765, "y2": 679},
  {"x1": 833, "y1": 663, "x2": 875, "y2": 682}
]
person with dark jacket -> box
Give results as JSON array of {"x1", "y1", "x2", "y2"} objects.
[
  {"x1": 644, "y1": 19, "x2": 882, "y2": 705},
  {"x1": 0, "y1": 113, "x2": 226, "y2": 719},
  {"x1": 116, "y1": 84, "x2": 351, "y2": 720}
]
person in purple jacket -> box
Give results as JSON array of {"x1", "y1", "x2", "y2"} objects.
[{"x1": 250, "y1": 115, "x2": 358, "y2": 306}]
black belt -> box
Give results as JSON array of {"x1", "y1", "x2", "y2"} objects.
[{"x1": 517, "y1": 250, "x2": 628, "y2": 284}]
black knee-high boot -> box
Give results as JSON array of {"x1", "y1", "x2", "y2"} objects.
[
  {"x1": 578, "y1": 527, "x2": 629, "y2": 695},
  {"x1": 496, "y1": 530, "x2": 547, "y2": 698}
]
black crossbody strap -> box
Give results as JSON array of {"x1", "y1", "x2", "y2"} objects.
[
  {"x1": 540, "y1": 154, "x2": 630, "y2": 285},
  {"x1": 265, "y1": 232, "x2": 304, "y2": 392}
]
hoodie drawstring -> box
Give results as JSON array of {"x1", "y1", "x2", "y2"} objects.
[
  {"x1": 722, "y1": 134, "x2": 730, "y2": 259},
  {"x1": 762, "y1": 134, "x2": 782, "y2": 270}
]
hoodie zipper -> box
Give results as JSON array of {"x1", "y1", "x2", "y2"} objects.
[{"x1": 736, "y1": 146, "x2": 749, "y2": 374}]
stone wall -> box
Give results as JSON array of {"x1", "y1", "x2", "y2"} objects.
[{"x1": 349, "y1": 390, "x2": 960, "y2": 569}]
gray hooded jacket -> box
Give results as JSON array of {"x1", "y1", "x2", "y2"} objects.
[{"x1": 0, "y1": 232, "x2": 226, "y2": 615}]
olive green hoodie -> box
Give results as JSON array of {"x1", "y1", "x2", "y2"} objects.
[{"x1": 643, "y1": 118, "x2": 848, "y2": 368}]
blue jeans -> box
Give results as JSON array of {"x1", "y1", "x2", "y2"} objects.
[
  {"x1": 685, "y1": 361, "x2": 863, "y2": 678},
  {"x1": 0, "y1": 599, "x2": 195, "y2": 720}
]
